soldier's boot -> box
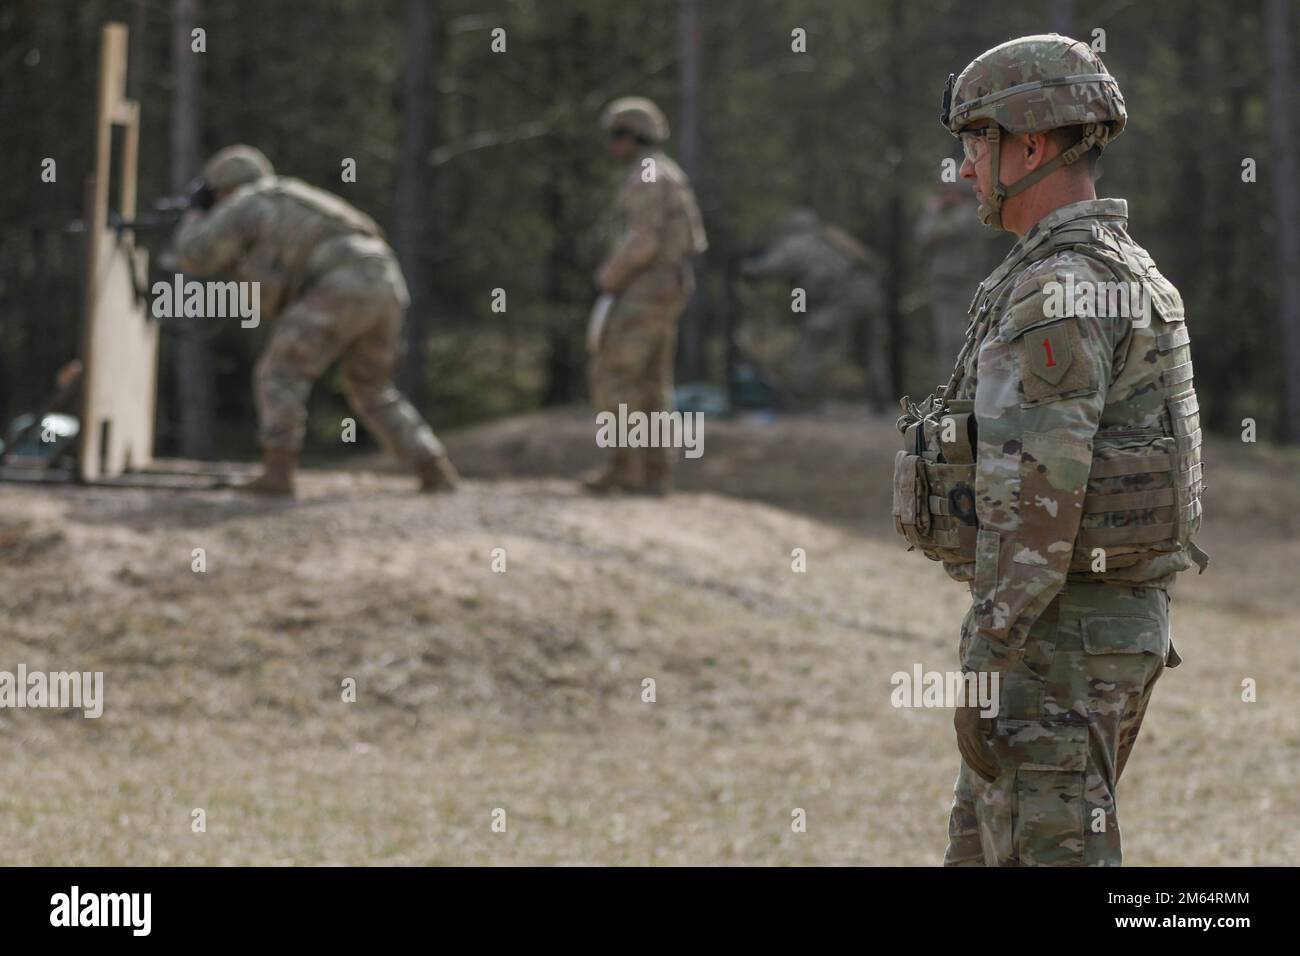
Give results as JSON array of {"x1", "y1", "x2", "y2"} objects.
[
  {"x1": 235, "y1": 448, "x2": 297, "y2": 496},
  {"x1": 417, "y1": 455, "x2": 459, "y2": 493},
  {"x1": 582, "y1": 449, "x2": 637, "y2": 494},
  {"x1": 631, "y1": 449, "x2": 673, "y2": 497}
]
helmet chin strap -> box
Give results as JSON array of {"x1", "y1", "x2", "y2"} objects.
[
  {"x1": 976, "y1": 126, "x2": 1006, "y2": 229},
  {"x1": 976, "y1": 123, "x2": 1105, "y2": 231}
]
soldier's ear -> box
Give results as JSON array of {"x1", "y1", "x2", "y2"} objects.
[{"x1": 1022, "y1": 131, "x2": 1050, "y2": 171}]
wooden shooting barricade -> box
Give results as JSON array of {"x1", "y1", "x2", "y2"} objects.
[
  {"x1": 79, "y1": 21, "x2": 159, "y2": 482},
  {"x1": 0, "y1": 22, "x2": 248, "y2": 491}
]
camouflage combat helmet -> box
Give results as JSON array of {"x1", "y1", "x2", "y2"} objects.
[
  {"x1": 202, "y1": 145, "x2": 274, "y2": 192},
  {"x1": 600, "y1": 97, "x2": 669, "y2": 144},
  {"x1": 940, "y1": 34, "x2": 1126, "y2": 229}
]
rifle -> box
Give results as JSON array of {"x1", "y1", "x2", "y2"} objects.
[
  {"x1": 64, "y1": 178, "x2": 214, "y2": 237},
  {"x1": 63, "y1": 179, "x2": 216, "y2": 306}
]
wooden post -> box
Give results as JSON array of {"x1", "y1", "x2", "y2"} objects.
[{"x1": 78, "y1": 22, "x2": 158, "y2": 481}]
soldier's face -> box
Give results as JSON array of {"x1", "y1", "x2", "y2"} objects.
[
  {"x1": 958, "y1": 121, "x2": 994, "y2": 204},
  {"x1": 607, "y1": 131, "x2": 636, "y2": 162}
]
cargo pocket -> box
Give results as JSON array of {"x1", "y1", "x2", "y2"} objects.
[
  {"x1": 1081, "y1": 614, "x2": 1167, "y2": 698},
  {"x1": 993, "y1": 718, "x2": 1088, "y2": 866},
  {"x1": 1081, "y1": 616, "x2": 1166, "y2": 656}
]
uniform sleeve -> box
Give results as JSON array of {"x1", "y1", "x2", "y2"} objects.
[
  {"x1": 963, "y1": 258, "x2": 1121, "y2": 674},
  {"x1": 596, "y1": 176, "x2": 666, "y2": 293},
  {"x1": 174, "y1": 192, "x2": 267, "y2": 276},
  {"x1": 740, "y1": 235, "x2": 799, "y2": 279}
]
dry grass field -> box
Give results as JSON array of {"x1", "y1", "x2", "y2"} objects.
[{"x1": 1, "y1": 406, "x2": 1297, "y2": 864}]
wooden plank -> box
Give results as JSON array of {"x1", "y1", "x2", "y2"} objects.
[
  {"x1": 89, "y1": 472, "x2": 229, "y2": 491},
  {"x1": 0, "y1": 463, "x2": 77, "y2": 484},
  {"x1": 138, "y1": 459, "x2": 256, "y2": 478},
  {"x1": 1, "y1": 459, "x2": 252, "y2": 489},
  {"x1": 111, "y1": 99, "x2": 138, "y2": 128},
  {"x1": 118, "y1": 100, "x2": 139, "y2": 218},
  {"x1": 77, "y1": 22, "x2": 158, "y2": 482}
]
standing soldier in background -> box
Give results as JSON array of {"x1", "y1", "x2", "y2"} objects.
[
  {"x1": 741, "y1": 208, "x2": 889, "y2": 408},
  {"x1": 891, "y1": 35, "x2": 1209, "y2": 865},
  {"x1": 917, "y1": 180, "x2": 1004, "y2": 384},
  {"x1": 174, "y1": 146, "x2": 459, "y2": 496},
  {"x1": 585, "y1": 97, "x2": 707, "y2": 496}
]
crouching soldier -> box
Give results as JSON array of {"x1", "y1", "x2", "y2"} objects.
[{"x1": 175, "y1": 145, "x2": 458, "y2": 495}]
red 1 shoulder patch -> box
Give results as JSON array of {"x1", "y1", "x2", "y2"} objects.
[
  {"x1": 1024, "y1": 319, "x2": 1074, "y2": 385},
  {"x1": 1016, "y1": 317, "x2": 1094, "y2": 402}
]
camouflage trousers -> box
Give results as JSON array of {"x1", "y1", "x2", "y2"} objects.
[
  {"x1": 588, "y1": 267, "x2": 687, "y2": 480},
  {"x1": 944, "y1": 579, "x2": 1173, "y2": 866},
  {"x1": 256, "y1": 254, "x2": 444, "y2": 464}
]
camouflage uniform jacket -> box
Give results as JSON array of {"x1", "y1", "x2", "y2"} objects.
[
  {"x1": 744, "y1": 222, "x2": 881, "y2": 300},
  {"x1": 176, "y1": 177, "x2": 391, "y2": 320},
  {"x1": 596, "y1": 149, "x2": 707, "y2": 294},
  {"x1": 943, "y1": 198, "x2": 1205, "y2": 674}
]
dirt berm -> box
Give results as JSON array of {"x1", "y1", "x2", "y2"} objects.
[{"x1": 1, "y1": 406, "x2": 1296, "y2": 863}]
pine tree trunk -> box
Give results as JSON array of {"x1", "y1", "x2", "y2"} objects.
[
  {"x1": 1267, "y1": 0, "x2": 1300, "y2": 441},
  {"x1": 171, "y1": 0, "x2": 213, "y2": 458},
  {"x1": 676, "y1": 0, "x2": 707, "y2": 384},
  {"x1": 394, "y1": 0, "x2": 440, "y2": 409},
  {"x1": 882, "y1": 0, "x2": 906, "y2": 408}
]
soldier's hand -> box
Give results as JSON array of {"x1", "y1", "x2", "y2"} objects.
[
  {"x1": 189, "y1": 181, "x2": 216, "y2": 212},
  {"x1": 954, "y1": 685, "x2": 998, "y2": 783},
  {"x1": 177, "y1": 208, "x2": 204, "y2": 230},
  {"x1": 594, "y1": 265, "x2": 617, "y2": 294}
]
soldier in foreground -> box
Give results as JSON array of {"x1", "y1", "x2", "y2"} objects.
[
  {"x1": 585, "y1": 97, "x2": 707, "y2": 496},
  {"x1": 741, "y1": 209, "x2": 889, "y2": 408},
  {"x1": 891, "y1": 35, "x2": 1209, "y2": 865},
  {"x1": 174, "y1": 146, "x2": 458, "y2": 496}
]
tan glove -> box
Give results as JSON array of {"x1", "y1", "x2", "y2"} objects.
[{"x1": 954, "y1": 681, "x2": 998, "y2": 783}]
